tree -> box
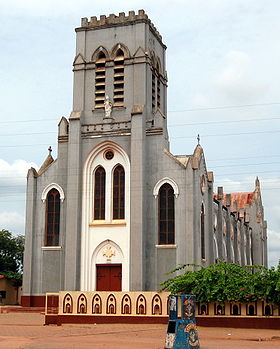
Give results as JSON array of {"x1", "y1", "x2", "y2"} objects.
[
  {"x1": 0, "y1": 229, "x2": 24, "y2": 285},
  {"x1": 161, "y1": 261, "x2": 280, "y2": 305}
]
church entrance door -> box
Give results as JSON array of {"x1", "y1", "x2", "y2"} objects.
[{"x1": 96, "y1": 264, "x2": 122, "y2": 291}]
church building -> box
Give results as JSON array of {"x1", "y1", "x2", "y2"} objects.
[{"x1": 22, "y1": 10, "x2": 267, "y2": 307}]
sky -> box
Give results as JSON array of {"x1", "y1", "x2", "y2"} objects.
[{"x1": 0, "y1": 0, "x2": 279, "y2": 267}]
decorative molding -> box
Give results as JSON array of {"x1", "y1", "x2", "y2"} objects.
[
  {"x1": 153, "y1": 177, "x2": 179, "y2": 198},
  {"x1": 41, "y1": 246, "x2": 62, "y2": 250},
  {"x1": 103, "y1": 245, "x2": 116, "y2": 261},
  {"x1": 89, "y1": 219, "x2": 126, "y2": 227},
  {"x1": 41, "y1": 183, "x2": 65, "y2": 203}
]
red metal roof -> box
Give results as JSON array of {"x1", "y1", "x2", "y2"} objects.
[{"x1": 214, "y1": 192, "x2": 254, "y2": 210}]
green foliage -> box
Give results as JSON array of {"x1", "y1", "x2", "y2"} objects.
[
  {"x1": 161, "y1": 261, "x2": 280, "y2": 305},
  {"x1": 0, "y1": 229, "x2": 25, "y2": 285}
]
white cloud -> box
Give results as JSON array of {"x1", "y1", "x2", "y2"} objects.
[
  {"x1": 0, "y1": 160, "x2": 37, "y2": 234},
  {"x1": 0, "y1": 211, "x2": 25, "y2": 235},
  {"x1": 216, "y1": 50, "x2": 267, "y2": 102},
  {"x1": 0, "y1": 159, "x2": 37, "y2": 189},
  {"x1": 267, "y1": 229, "x2": 280, "y2": 267}
]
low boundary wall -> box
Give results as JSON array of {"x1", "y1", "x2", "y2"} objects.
[
  {"x1": 45, "y1": 291, "x2": 170, "y2": 325},
  {"x1": 45, "y1": 291, "x2": 280, "y2": 328}
]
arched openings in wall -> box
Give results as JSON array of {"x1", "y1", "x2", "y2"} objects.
[
  {"x1": 213, "y1": 234, "x2": 219, "y2": 262},
  {"x1": 152, "y1": 71, "x2": 156, "y2": 112},
  {"x1": 237, "y1": 225, "x2": 241, "y2": 265},
  {"x1": 88, "y1": 144, "x2": 129, "y2": 224},
  {"x1": 45, "y1": 189, "x2": 60, "y2": 246},
  {"x1": 249, "y1": 229, "x2": 253, "y2": 264},
  {"x1": 156, "y1": 62, "x2": 161, "y2": 109},
  {"x1": 92, "y1": 294, "x2": 102, "y2": 314},
  {"x1": 113, "y1": 165, "x2": 125, "y2": 219},
  {"x1": 77, "y1": 293, "x2": 87, "y2": 314},
  {"x1": 113, "y1": 48, "x2": 124, "y2": 107},
  {"x1": 223, "y1": 240, "x2": 227, "y2": 260},
  {"x1": 63, "y1": 293, "x2": 73, "y2": 314},
  {"x1": 150, "y1": 53, "x2": 162, "y2": 112},
  {"x1": 95, "y1": 51, "x2": 106, "y2": 108},
  {"x1": 213, "y1": 212, "x2": 219, "y2": 261},
  {"x1": 201, "y1": 203, "x2": 205, "y2": 260},
  {"x1": 158, "y1": 183, "x2": 175, "y2": 245},
  {"x1": 94, "y1": 166, "x2": 106, "y2": 220},
  {"x1": 222, "y1": 216, "x2": 228, "y2": 260}
]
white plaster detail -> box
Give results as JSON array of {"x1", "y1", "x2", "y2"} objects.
[
  {"x1": 104, "y1": 95, "x2": 113, "y2": 119},
  {"x1": 41, "y1": 183, "x2": 65, "y2": 202},
  {"x1": 223, "y1": 239, "x2": 227, "y2": 258},
  {"x1": 81, "y1": 141, "x2": 130, "y2": 291},
  {"x1": 153, "y1": 177, "x2": 179, "y2": 198},
  {"x1": 213, "y1": 234, "x2": 218, "y2": 260},
  {"x1": 103, "y1": 245, "x2": 116, "y2": 260}
]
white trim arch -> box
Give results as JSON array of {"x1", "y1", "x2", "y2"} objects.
[
  {"x1": 153, "y1": 177, "x2": 179, "y2": 198},
  {"x1": 41, "y1": 183, "x2": 65, "y2": 202},
  {"x1": 93, "y1": 239, "x2": 124, "y2": 265},
  {"x1": 90, "y1": 239, "x2": 127, "y2": 291},
  {"x1": 81, "y1": 141, "x2": 130, "y2": 291}
]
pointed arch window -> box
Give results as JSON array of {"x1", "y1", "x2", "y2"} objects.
[
  {"x1": 113, "y1": 49, "x2": 124, "y2": 107},
  {"x1": 95, "y1": 51, "x2": 106, "y2": 108},
  {"x1": 201, "y1": 203, "x2": 205, "y2": 259},
  {"x1": 159, "y1": 183, "x2": 175, "y2": 244},
  {"x1": 94, "y1": 166, "x2": 106, "y2": 220},
  {"x1": 45, "y1": 189, "x2": 60, "y2": 246},
  {"x1": 113, "y1": 165, "x2": 125, "y2": 219}
]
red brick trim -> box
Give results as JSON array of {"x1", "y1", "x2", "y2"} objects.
[
  {"x1": 196, "y1": 316, "x2": 280, "y2": 329},
  {"x1": 21, "y1": 295, "x2": 45, "y2": 307},
  {"x1": 45, "y1": 315, "x2": 169, "y2": 326}
]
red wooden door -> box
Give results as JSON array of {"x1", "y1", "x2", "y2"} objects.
[{"x1": 96, "y1": 264, "x2": 122, "y2": 291}]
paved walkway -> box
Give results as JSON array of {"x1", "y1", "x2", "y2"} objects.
[{"x1": 0, "y1": 312, "x2": 279, "y2": 348}]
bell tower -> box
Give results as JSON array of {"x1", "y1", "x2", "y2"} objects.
[
  {"x1": 67, "y1": 10, "x2": 170, "y2": 291},
  {"x1": 72, "y1": 9, "x2": 168, "y2": 133}
]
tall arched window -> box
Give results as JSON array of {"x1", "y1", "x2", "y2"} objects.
[
  {"x1": 113, "y1": 49, "x2": 124, "y2": 107},
  {"x1": 113, "y1": 165, "x2": 125, "y2": 219},
  {"x1": 94, "y1": 166, "x2": 106, "y2": 220},
  {"x1": 201, "y1": 204, "x2": 205, "y2": 259},
  {"x1": 159, "y1": 183, "x2": 175, "y2": 245},
  {"x1": 45, "y1": 189, "x2": 60, "y2": 246},
  {"x1": 95, "y1": 52, "x2": 106, "y2": 108}
]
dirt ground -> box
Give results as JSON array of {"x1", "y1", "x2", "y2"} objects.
[{"x1": 0, "y1": 312, "x2": 279, "y2": 349}]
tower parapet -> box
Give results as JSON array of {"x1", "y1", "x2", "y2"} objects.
[{"x1": 77, "y1": 9, "x2": 164, "y2": 46}]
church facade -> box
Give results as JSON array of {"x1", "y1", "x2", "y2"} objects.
[{"x1": 22, "y1": 10, "x2": 267, "y2": 307}]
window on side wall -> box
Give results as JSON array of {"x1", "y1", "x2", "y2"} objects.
[
  {"x1": 45, "y1": 189, "x2": 60, "y2": 246},
  {"x1": 158, "y1": 183, "x2": 175, "y2": 245}
]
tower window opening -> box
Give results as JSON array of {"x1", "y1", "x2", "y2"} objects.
[
  {"x1": 152, "y1": 71, "x2": 156, "y2": 112},
  {"x1": 201, "y1": 204, "x2": 205, "y2": 259},
  {"x1": 95, "y1": 52, "x2": 106, "y2": 108},
  {"x1": 113, "y1": 49, "x2": 124, "y2": 107},
  {"x1": 156, "y1": 67, "x2": 161, "y2": 109}
]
